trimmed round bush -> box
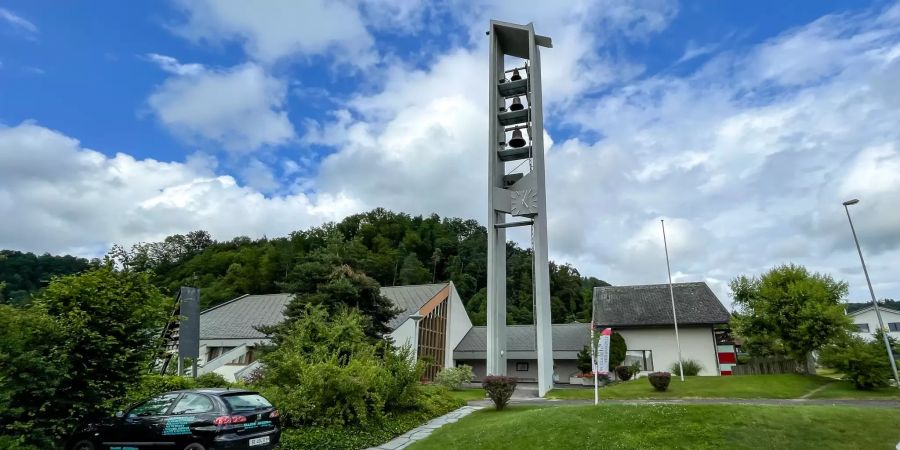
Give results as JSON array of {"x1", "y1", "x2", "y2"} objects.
[
  {"x1": 615, "y1": 365, "x2": 633, "y2": 381},
  {"x1": 648, "y1": 372, "x2": 672, "y2": 391},
  {"x1": 482, "y1": 375, "x2": 517, "y2": 410}
]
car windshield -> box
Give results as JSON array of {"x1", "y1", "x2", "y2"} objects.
[{"x1": 222, "y1": 394, "x2": 272, "y2": 411}]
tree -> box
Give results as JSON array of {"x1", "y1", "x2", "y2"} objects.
[
  {"x1": 0, "y1": 265, "x2": 170, "y2": 446},
  {"x1": 576, "y1": 345, "x2": 592, "y2": 374},
  {"x1": 610, "y1": 331, "x2": 627, "y2": 368},
  {"x1": 273, "y1": 264, "x2": 399, "y2": 342},
  {"x1": 730, "y1": 264, "x2": 851, "y2": 368}
]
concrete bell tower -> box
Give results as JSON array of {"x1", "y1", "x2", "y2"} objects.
[{"x1": 486, "y1": 21, "x2": 554, "y2": 397}]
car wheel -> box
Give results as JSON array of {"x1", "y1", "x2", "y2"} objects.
[
  {"x1": 71, "y1": 440, "x2": 95, "y2": 450},
  {"x1": 183, "y1": 444, "x2": 206, "y2": 450}
]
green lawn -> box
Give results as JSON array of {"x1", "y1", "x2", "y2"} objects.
[
  {"x1": 547, "y1": 374, "x2": 831, "y2": 400},
  {"x1": 807, "y1": 381, "x2": 900, "y2": 399},
  {"x1": 409, "y1": 404, "x2": 900, "y2": 450}
]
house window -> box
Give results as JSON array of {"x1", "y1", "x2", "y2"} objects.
[
  {"x1": 228, "y1": 348, "x2": 255, "y2": 365},
  {"x1": 516, "y1": 362, "x2": 529, "y2": 372},
  {"x1": 624, "y1": 350, "x2": 653, "y2": 371},
  {"x1": 855, "y1": 323, "x2": 870, "y2": 333},
  {"x1": 889, "y1": 322, "x2": 900, "y2": 332}
]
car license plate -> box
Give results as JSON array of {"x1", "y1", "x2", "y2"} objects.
[{"x1": 249, "y1": 436, "x2": 270, "y2": 446}]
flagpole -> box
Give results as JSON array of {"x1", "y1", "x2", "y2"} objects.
[
  {"x1": 661, "y1": 219, "x2": 685, "y2": 382},
  {"x1": 591, "y1": 322, "x2": 598, "y2": 405}
]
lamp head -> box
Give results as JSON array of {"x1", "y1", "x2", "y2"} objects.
[
  {"x1": 843, "y1": 199, "x2": 860, "y2": 206},
  {"x1": 409, "y1": 312, "x2": 424, "y2": 322}
]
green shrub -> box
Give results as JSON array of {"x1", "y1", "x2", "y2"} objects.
[
  {"x1": 614, "y1": 365, "x2": 633, "y2": 381},
  {"x1": 381, "y1": 344, "x2": 425, "y2": 410},
  {"x1": 277, "y1": 387, "x2": 463, "y2": 450},
  {"x1": 259, "y1": 306, "x2": 425, "y2": 427},
  {"x1": 195, "y1": 371, "x2": 231, "y2": 388},
  {"x1": 819, "y1": 336, "x2": 892, "y2": 390},
  {"x1": 112, "y1": 374, "x2": 197, "y2": 410},
  {"x1": 669, "y1": 359, "x2": 702, "y2": 376},
  {"x1": 610, "y1": 332, "x2": 627, "y2": 367},
  {"x1": 482, "y1": 375, "x2": 517, "y2": 410},
  {"x1": 0, "y1": 267, "x2": 170, "y2": 447},
  {"x1": 648, "y1": 372, "x2": 671, "y2": 391},
  {"x1": 434, "y1": 365, "x2": 474, "y2": 390}
]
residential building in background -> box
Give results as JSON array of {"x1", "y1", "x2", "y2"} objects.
[
  {"x1": 592, "y1": 282, "x2": 732, "y2": 376},
  {"x1": 848, "y1": 304, "x2": 900, "y2": 341}
]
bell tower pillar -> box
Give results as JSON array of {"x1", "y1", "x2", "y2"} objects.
[{"x1": 486, "y1": 21, "x2": 554, "y2": 397}]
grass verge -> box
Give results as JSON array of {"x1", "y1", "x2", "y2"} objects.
[
  {"x1": 410, "y1": 403, "x2": 900, "y2": 450},
  {"x1": 547, "y1": 374, "x2": 831, "y2": 400},
  {"x1": 807, "y1": 380, "x2": 900, "y2": 399}
]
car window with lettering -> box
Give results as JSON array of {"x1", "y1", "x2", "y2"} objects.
[
  {"x1": 128, "y1": 393, "x2": 179, "y2": 417},
  {"x1": 170, "y1": 393, "x2": 215, "y2": 415}
]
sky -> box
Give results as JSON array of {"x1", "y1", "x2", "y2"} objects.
[{"x1": 2, "y1": 0, "x2": 900, "y2": 306}]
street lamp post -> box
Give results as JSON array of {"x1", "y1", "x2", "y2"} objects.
[
  {"x1": 409, "y1": 312, "x2": 425, "y2": 362},
  {"x1": 842, "y1": 198, "x2": 900, "y2": 388}
]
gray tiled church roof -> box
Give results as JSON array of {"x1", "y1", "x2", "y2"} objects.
[
  {"x1": 199, "y1": 293, "x2": 293, "y2": 340},
  {"x1": 592, "y1": 282, "x2": 730, "y2": 327},
  {"x1": 454, "y1": 323, "x2": 591, "y2": 354},
  {"x1": 200, "y1": 283, "x2": 448, "y2": 340}
]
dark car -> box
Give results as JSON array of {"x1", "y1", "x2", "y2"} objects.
[{"x1": 67, "y1": 388, "x2": 280, "y2": 450}]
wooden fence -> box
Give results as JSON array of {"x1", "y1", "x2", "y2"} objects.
[{"x1": 732, "y1": 357, "x2": 804, "y2": 375}]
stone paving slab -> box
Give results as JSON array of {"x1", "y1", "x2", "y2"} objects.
[{"x1": 367, "y1": 405, "x2": 483, "y2": 450}]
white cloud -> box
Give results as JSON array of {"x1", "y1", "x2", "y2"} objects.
[
  {"x1": 0, "y1": 122, "x2": 359, "y2": 256},
  {"x1": 0, "y1": 8, "x2": 37, "y2": 38},
  {"x1": 147, "y1": 61, "x2": 295, "y2": 152},
  {"x1": 169, "y1": 0, "x2": 377, "y2": 67},
  {"x1": 304, "y1": 2, "x2": 900, "y2": 305},
  {"x1": 146, "y1": 53, "x2": 204, "y2": 76}
]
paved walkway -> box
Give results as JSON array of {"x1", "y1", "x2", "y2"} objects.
[{"x1": 366, "y1": 405, "x2": 483, "y2": 450}]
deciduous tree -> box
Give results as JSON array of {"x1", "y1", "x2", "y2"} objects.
[{"x1": 730, "y1": 264, "x2": 851, "y2": 368}]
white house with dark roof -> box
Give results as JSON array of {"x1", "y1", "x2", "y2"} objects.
[
  {"x1": 592, "y1": 282, "x2": 732, "y2": 376},
  {"x1": 197, "y1": 282, "x2": 472, "y2": 381},
  {"x1": 847, "y1": 304, "x2": 900, "y2": 341}
]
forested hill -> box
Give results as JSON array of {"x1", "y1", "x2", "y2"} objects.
[
  {"x1": 4, "y1": 209, "x2": 609, "y2": 324},
  {"x1": 113, "y1": 209, "x2": 608, "y2": 325},
  {"x1": 0, "y1": 250, "x2": 93, "y2": 304}
]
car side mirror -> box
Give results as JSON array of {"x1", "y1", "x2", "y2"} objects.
[{"x1": 115, "y1": 411, "x2": 124, "y2": 418}]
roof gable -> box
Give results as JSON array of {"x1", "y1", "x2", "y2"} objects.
[
  {"x1": 592, "y1": 282, "x2": 730, "y2": 327},
  {"x1": 381, "y1": 283, "x2": 448, "y2": 329},
  {"x1": 848, "y1": 304, "x2": 900, "y2": 317}
]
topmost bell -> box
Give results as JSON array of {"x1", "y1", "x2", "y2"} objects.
[{"x1": 510, "y1": 69, "x2": 522, "y2": 81}]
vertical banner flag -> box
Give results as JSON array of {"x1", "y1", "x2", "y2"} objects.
[
  {"x1": 596, "y1": 328, "x2": 612, "y2": 374},
  {"x1": 590, "y1": 320, "x2": 597, "y2": 374}
]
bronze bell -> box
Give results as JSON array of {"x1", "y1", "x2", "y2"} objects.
[
  {"x1": 508, "y1": 129, "x2": 526, "y2": 148},
  {"x1": 509, "y1": 96, "x2": 524, "y2": 111},
  {"x1": 510, "y1": 69, "x2": 522, "y2": 81}
]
